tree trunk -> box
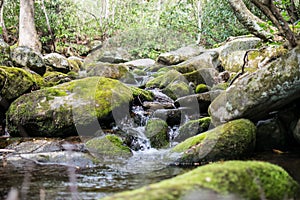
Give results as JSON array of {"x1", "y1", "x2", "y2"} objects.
[
  {"x1": 250, "y1": 0, "x2": 297, "y2": 48},
  {"x1": 0, "y1": 0, "x2": 8, "y2": 42},
  {"x1": 227, "y1": 0, "x2": 273, "y2": 41},
  {"x1": 19, "y1": 0, "x2": 41, "y2": 52}
]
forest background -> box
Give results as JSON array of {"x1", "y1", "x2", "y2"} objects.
[{"x1": 0, "y1": 0, "x2": 299, "y2": 59}]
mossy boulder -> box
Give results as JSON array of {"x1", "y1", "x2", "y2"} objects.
[
  {"x1": 86, "y1": 135, "x2": 132, "y2": 158},
  {"x1": 174, "y1": 117, "x2": 211, "y2": 142},
  {"x1": 145, "y1": 118, "x2": 169, "y2": 149},
  {"x1": 43, "y1": 71, "x2": 72, "y2": 87},
  {"x1": 183, "y1": 68, "x2": 219, "y2": 87},
  {"x1": 195, "y1": 84, "x2": 209, "y2": 93},
  {"x1": 172, "y1": 119, "x2": 256, "y2": 164},
  {"x1": 157, "y1": 45, "x2": 203, "y2": 65},
  {"x1": 130, "y1": 87, "x2": 154, "y2": 104},
  {"x1": 6, "y1": 77, "x2": 134, "y2": 137},
  {"x1": 0, "y1": 66, "x2": 37, "y2": 107},
  {"x1": 162, "y1": 81, "x2": 191, "y2": 100},
  {"x1": 209, "y1": 46, "x2": 300, "y2": 125},
  {"x1": 102, "y1": 160, "x2": 299, "y2": 200},
  {"x1": 10, "y1": 46, "x2": 46, "y2": 75},
  {"x1": 67, "y1": 56, "x2": 83, "y2": 71}
]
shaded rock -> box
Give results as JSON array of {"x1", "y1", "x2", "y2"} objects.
[
  {"x1": 174, "y1": 117, "x2": 211, "y2": 142},
  {"x1": 173, "y1": 51, "x2": 220, "y2": 74},
  {"x1": 86, "y1": 62, "x2": 135, "y2": 84},
  {"x1": 146, "y1": 70, "x2": 186, "y2": 89},
  {"x1": 0, "y1": 66, "x2": 37, "y2": 109},
  {"x1": 157, "y1": 45, "x2": 203, "y2": 65},
  {"x1": 172, "y1": 119, "x2": 256, "y2": 164},
  {"x1": 175, "y1": 90, "x2": 222, "y2": 115},
  {"x1": 209, "y1": 46, "x2": 300, "y2": 125},
  {"x1": 102, "y1": 160, "x2": 299, "y2": 200},
  {"x1": 44, "y1": 53, "x2": 71, "y2": 73},
  {"x1": 85, "y1": 135, "x2": 132, "y2": 159},
  {"x1": 143, "y1": 102, "x2": 174, "y2": 110},
  {"x1": 10, "y1": 46, "x2": 46, "y2": 75},
  {"x1": 152, "y1": 109, "x2": 182, "y2": 126},
  {"x1": 145, "y1": 118, "x2": 169, "y2": 149},
  {"x1": 183, "y1": 68, "x2": 219, "y2": 87},
  {"x1": 6, "y1": 77, "x2": 134, "y2": 137},
  {"x1": 293, "y1": 117, "x2": 300, "y2": 145},
  {"x1": 256, "y1": 118, "x2": 288, "y2": 151},
  {"x1": 162, "y1": 81, "x2": 191, "y2": 100}
]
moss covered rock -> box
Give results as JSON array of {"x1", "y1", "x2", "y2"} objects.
[
  {"x1": 0, "y1": 66, "x2": 37, "y2": 106},
  {"x1": 195, "y1": 84, "x2": 209, "y2": 93},
  {"x1": 145, "y1": 118, "x2": 169, "y2": 149},
  {"x1": 43, "y1": 53, "x2": 71, "y2": 73},
  {"x1": 43, "y1": 71, "x2": 72, "y2": 87},
  {"x1": 172, "y1": 119, "x2": 256, "y2": 164},
  {"x1": 102, "y1": 160, "x2": 299, "y2": 200},
  {"x1": 6, "y1": 77, "x2": 134, "y2": 137},
  {"x1": 209, "y1": 46, "x2": 300, "y2": 125},
  {"x1": 174, "y1": 117, "x2": 211, "y2": 142},
  {"x1": 162, "y1": 81, "x2": 191, "y2": 100},
  {"x1": 86, "y1": 135, "x2": 132, "y2": 158}
]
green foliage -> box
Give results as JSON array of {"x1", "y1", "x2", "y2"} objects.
[{"x1": 105, "y1": 27, "x2": 194, "y2": 60}]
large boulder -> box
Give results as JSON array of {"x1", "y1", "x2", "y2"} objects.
[
  {"x1": 157, "y1": 45, "x2": 203, "y2": 65},
  {"x1": 102, "y1": 160, "x2": 299, "y2": 200},
  {"x1": 6, "y1": 77, "x2": 134, "y2": 137},
  {"x1": 0, "y1": 66, "x2": 37, "y2": 109},
  {"x1": 218, "y1": 36, "x2": 261, "y2": 72},
  {"x1": 209, "y1": 46, "x2": 300, "y2": 125},
  {"x1": 10, "y1": 46, "x2": 46, "y2": 75},
  {"x1": 173, "y1": 51, "x2": 220, "y2": 74},
  {"x1": 172, "y1": 119, "x2": 256, "y2": 165},
  {"x1": 84, "y1": 47, "x2": 132, "y2": 65}
]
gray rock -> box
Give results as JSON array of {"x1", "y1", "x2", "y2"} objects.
[
  {"x1": 157, "y1": 45, "x2": 203, "y2": 65},
  {"x1": 10, "y1": 46, "x2": 46, "y2": 75},
  {"x1": 43, "y1": 53, "x2": 70, "y2": 73},
  {"x1": 209, "y1": 46, "x2": 300, "y2": 125}
]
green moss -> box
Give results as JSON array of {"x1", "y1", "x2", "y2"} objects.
[
  {"x1": 146, "y1": 70, "x2": 184, "y2": 88},
  {"x1": 0, "y1": 66, "x2": 35, "y2": 101},
  {"x1": 195, "y1": 84, "x2": 209, "y2": 93},
  {"x1": 130, "y1": 86, "x2": 154, "y2": 102},
  {"x1": 145, "y1": 118, "x2": 169, "y2": 149},
  {"x1": 211, "y1": 82, "x2": 229, "y2": 91},
  {"x1": 133, "y1": 69, "x2": 147, "y2": 76},
  {"x1": 173, "y1": 119, "x2": 256, "y2": 164},
  {"x1": 86, "y1": 135, "x2": 132, "y2": 157},
  {"x1": 102, "y1": 160, "x2": 299, "y2": 200},
  {"x1": 163, "y1": 81, "x2": 190, "y2": 100},
  {"x1": 172, "y1": 132, "x2": 207, "y2": 152},
  {"x1": 67, "y1": 59, "x2": 80, "y2": 72}
]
